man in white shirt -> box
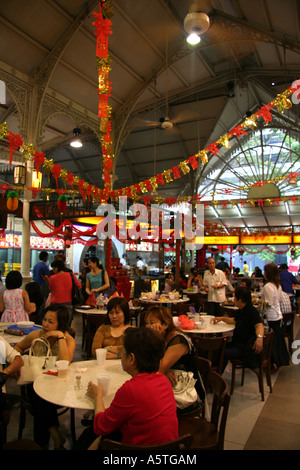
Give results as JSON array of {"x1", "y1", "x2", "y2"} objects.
[
  {"x1": 0, "y1": 336, "x2": 23, "y2": 390},
  {"x1": 136, "y1": 256, "x2": 144, "y2": 269},
  {"x1": 203, "y1": 257, "x2": 227, "y2": 315},
  {"x1": 0, "y1": 336, "x2": 23, "y2": 447}
]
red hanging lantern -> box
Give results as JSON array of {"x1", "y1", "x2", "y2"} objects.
[{"x1": 57, "y1": 194, "x2": 67, "y2": 213}]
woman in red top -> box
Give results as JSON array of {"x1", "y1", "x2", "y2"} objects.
[
  {"x1": 73, "y1": 327, "x2": 178, "y2": 450},
  {"x1": 48, "y1": 259, "x2": 81, "y2": 326}
]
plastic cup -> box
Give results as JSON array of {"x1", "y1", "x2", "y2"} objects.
[
  {"x1": 97, "y1": 374, "x2": 111, "y2": 395},
  {"x1": 96, "y1": 348, "x2": 107, "y2": 367},
  {"x1": 56, "y1": 360, "x2": 69, "y2": 378}
]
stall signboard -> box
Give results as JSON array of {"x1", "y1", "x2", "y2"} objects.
[{"x1": 0, "y1": 234, "x2": 64, "y2": 250}]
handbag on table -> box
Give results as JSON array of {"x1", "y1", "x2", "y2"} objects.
[
  {"x1": 170, "y1": 369, "x2": 198, "y2": 410},
  {"x1": 86, "y1": 292, "x2": 96, "y2": 306},
  {"x1": 17, "y1": 338, "x2": 58, "y2": 385}
]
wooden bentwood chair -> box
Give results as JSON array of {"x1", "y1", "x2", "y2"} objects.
[
  {"x1": 85, "y1": 313, "x2": 107, "y2": 359},
  {"x1": 192, "y1": 336, "x2": 228, "y2": 375},
  {"x1": 178, "y1": 370, "x2": 231, "y2": 450},
  {"x1": 230, "y1": 330, "x2": 274, "y2": 401},
  {"x1": 282, "y1": 311, "x2": 296, "y2": 354}
]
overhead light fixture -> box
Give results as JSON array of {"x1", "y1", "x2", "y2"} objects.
[
  {"x1": 186, "y1": 32, "x2": 201, "y2": 45},
  {"x1": 70, "y1": 128, "x2": 83, "y2": 148},
  {"x1": 183, "y1": 2, "x2": 210, "y2": 45},
  {"x1": 13, "y1": 165, "x2": 26, "y2": 186},
  {"x1": 32, "y1": 170, "x2": 42, "y2": 189}
]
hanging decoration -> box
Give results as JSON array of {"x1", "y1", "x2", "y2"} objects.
[
  {"x1": 93, "y1": 0, "x2": 114, "y2": 190},
  {"x1": 7, "y1": 131, "x2": 23, "y2": 165},
  {"x1": 6, "y1": 190, "x2": 19, "y2": 211},
  {"x1": 0, "y1": 81, "x2": 298, "y2": 205},
  {"x1": 57, "y1": 194, "x2": 68, "y2": 213}
]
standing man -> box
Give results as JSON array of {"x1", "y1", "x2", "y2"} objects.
[
  {"x1": 243, "y1": 260, "x2": 249, "y2": 276},
  {"x1": 203, "y1": 257, "x2": 227, "y2": 315},
  {"x1": 33, "y1": 251, "x2": 49, "y2": 286},
  {"x1": 279, "y1": 263, "x2": 298, "y2": 294},
  {"x1": 33, "y1": 251, "x2": 49, "y2": 301}
]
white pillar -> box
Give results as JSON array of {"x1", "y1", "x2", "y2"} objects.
[{"x1": 20, "y1": 159, "x2": 33, "y2": 285}]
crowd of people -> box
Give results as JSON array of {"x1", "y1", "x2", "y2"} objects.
[{"x1": 0, "y1": 251, "x2": 297, "y2": 450}]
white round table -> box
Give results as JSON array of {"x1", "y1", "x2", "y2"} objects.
[
  {"x1": 0, "y1": 322, "x2": 42, "y2": 344},
  {"x1": 33, "y1": 359, "x2": 130, "y2": 411},
  {"x1": 139, "y1": 297, "x2": 189, "y2": 304},
  {"x1": 75, "y1": 307, "x2": 107, "y2": 315},
  {"x1": 33, "y1": 359, "x2": 130, "y2": 442},
  {"x1": 181, "y1": 322, "x2": 235, "y2": 336}
]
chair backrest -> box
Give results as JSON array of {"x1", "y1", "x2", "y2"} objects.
[
  {"x1": 282, "y1": 312, "x2": 295, "y2": 331},
  {"x1": 192, "y1": 336, "x2": 228, "y2": 374},
  {"x1": 86, "y1": 313, "x2": 107, "y2": 359},
  {"x1": 100, "y1": 433, "x2": 193, "y2": 450},
  {"x1": 174, "y1": 303, "x2": 195, "y2": 315},
  {"x1": 208, "y1": 370, "x2": 231, "y2": 450},
  {"x1": 261, "y1": 329, "x2": 274, "y2": 368},
  {"x1": 194, "y1": 356, "x2": 211, "y2": 389}
]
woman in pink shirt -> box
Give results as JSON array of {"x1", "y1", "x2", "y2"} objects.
[{"x1": 48, "y1": 259, "x2": 81, "y2": 325}]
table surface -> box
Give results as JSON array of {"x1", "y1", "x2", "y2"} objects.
[
  {"x1": 0, "y1": 322, "x2": 42, "y2": 344},
  {"x1": 139, "y1": 297, "x2": 189, "y2": 304},
  {"x1": 75, "y1": 307, "x2": 107, "y2": 315},
  {"x1": 33, "y1": 359, "x2": 130, "y2": 410},
  {"x1": 183, "y1": 289, "x2": 207, "y2": 295},
  {"x1": 180, "y1": 321, "x2": 235, "y2": 335}
]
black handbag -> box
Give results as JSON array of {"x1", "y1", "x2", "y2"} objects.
[{"x1": 70, "y1": 273, "x2": 84, "y2": 306}]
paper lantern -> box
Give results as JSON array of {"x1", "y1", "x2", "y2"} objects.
[
  {"x1": 57, "y1": 194, "x2": 67, "y2": 213},
  {"x1": 7, "y1": 191, "x2": 19, "y2": 211}
]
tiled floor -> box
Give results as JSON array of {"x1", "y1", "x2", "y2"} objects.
[{"x1": 4, "y1": 312, "x2": 300, "y2": 450}]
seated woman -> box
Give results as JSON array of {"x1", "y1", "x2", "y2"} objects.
[
  {"x1": 144, "y1": 306, "x2": 205, "y2": 413},
  {"x1": 0, "y1": 271, "x2": 31, "y2": 323},
  {"x1": 14, "y1": 303, "x2": 76, "y2": 449},
  {"x1": 73, "y1": 327, "x2": 178, "y2": 450},
  {"x1": 92, "y1": 297, "x2": 132, "y2": 359},
  {"x1": 164, "y1": 273, "x2": 175, "y2": 293},
  {"x1": 187, "y1": 268, "x2": 203, "y2": 290}
]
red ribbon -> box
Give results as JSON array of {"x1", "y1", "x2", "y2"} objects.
[
  {"x1": 33, "y1": 151, "x2": 45, "y2": 175},
  {"x1": 51, "y1": 164, "x2": 61, "y2": 188},
  {"x1": 188, "y1": 155, "x2": 199, "y2": 170},
  {"x1": 172, "y1": 166, "x2": 181, "y2": 179},
  {"x1": 7, "y1": 132, "x2": 23, "y2": 165}
]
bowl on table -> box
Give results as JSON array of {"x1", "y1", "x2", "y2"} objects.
[{"x1": 17, "y1": 321, "x2": 34, "y2": 331}]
